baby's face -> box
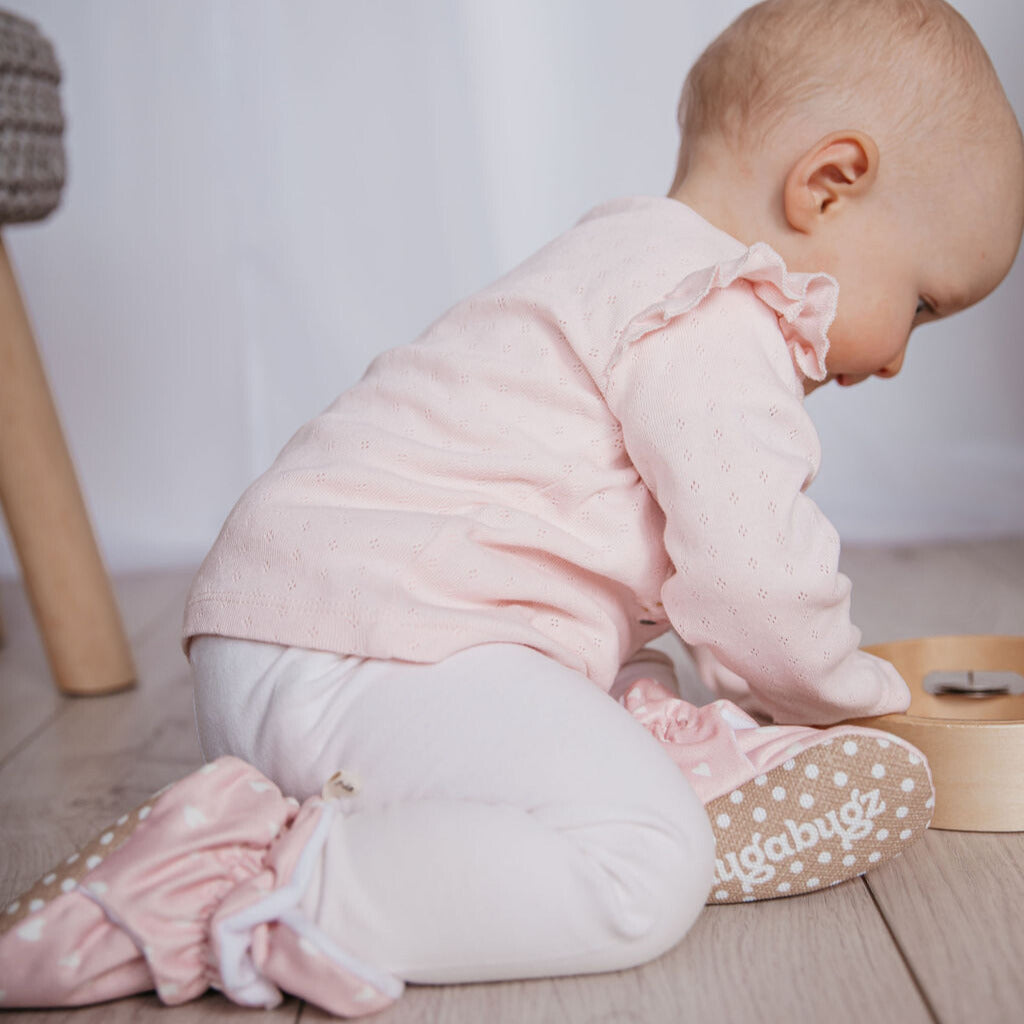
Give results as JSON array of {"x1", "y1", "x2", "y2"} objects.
[{"x1": 810, "y1": 135, "x2": 1023, "y2": 392}]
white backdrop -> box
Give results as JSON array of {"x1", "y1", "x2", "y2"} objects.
[{"x1": 1, "y1": 0, "x2": 1022, "y2": 577}]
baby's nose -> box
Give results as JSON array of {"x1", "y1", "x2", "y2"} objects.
[{"x1": 875, "y1": 351, "x2": 906, "y2": 379}]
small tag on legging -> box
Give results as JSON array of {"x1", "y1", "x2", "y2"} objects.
[{"x1": 321, "y1": 769, "x2": 361, "y2": 799}]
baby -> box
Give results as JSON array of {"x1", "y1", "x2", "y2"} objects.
[{"x1": 3, "y1": 0, "x2": 1022, "y2": 1017}]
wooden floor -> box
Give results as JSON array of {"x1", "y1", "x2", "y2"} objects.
[{"x1": 1, "y1": 538, "x2": 1022, "y2": 1023}]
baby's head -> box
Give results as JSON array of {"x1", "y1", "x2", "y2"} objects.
[{"x1": 670, "y1": 0, "x2": 1024, "y2": 390}]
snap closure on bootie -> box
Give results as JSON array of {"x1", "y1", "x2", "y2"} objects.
[
  {"x1": 0, "y1": 757, "x2": 402, "y2": 1017},
  {"x1": 622, "y1": 678, "x2": 934, "y2": 904}
]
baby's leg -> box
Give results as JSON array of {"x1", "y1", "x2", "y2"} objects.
[{"x1": 190, "y1": 639, "x2": 715, "y2": 984}]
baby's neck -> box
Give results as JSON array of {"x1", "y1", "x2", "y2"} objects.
[{"x1": 669, "y1": 145, "x2": 788, "y2": 253}]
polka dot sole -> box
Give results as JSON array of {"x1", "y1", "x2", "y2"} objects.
[
  {"x1": 1, "y1": 796, "x2": 156, "y2": 936},
  {"x1": 705, "y1": 734, "x2": 933, "y2": 904}
]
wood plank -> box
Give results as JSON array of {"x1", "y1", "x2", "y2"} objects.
[
  {"x1": 0, "y1": 575, "x2": 63, "y2": 761},
  {"x1": 2, "y1": 992, "x2": 299, "y2": 1022},
  {"x1": 846, "y1": 537, "x2": 1024, "y2": 1024},
  {"x1": 840, "y1": 540, "x2": 1024, "y2": 641},
  {"x1": 0, "y1": 569, "x2": 298, "y2": 1021},
  {"x1": 31, "y1": 575, "x2": 203, "y2": 775},
  {"x1": 867, "y1": 830, "x2": 1024, "y2": 1024},
  {"x1": 332, "y1": 881, "x2": 931, "y2": 1024},
  {"x1": 0, "y1": 578, "x2": 201, "y2": 901},
  {"x1": 1, "y1": 567, "x2": 931, "y2": 1024},
  {"x1": 0, "y1": 568, "x2": 197, "y2": 764},
  {"x1": 954, "y1": 536, "x2": 1024, "y2": 590},
  {"x1": 11, "y1": 543, "x2": 1023, "y2": 1023}
]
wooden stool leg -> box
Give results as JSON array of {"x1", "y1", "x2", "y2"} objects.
[{"x1": 0, "y1": 236, "x2": 135, "y2": 695}]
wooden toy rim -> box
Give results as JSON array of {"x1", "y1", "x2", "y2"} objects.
[{"x1": 862, "y1": 634, "x2": 1024, "y2": 728}]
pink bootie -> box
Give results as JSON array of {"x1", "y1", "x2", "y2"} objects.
[
  {"x1": 0, "y1": 757, "x2": 402, "y2": 1017},
  {"x1": 622, "y1": 679, "x2": 934, "y2": 904}
]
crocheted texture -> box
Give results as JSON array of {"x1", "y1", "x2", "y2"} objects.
[{"x1": 0, "y1": 9, "x2": 64, "y2": 224}]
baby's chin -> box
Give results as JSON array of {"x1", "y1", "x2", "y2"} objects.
[
  {"x1": 803, "y1": 373, "x2": 867, "y2": 395},
  {"x1": 803, "y1": 375, "x2": 833, "y2": 396}
]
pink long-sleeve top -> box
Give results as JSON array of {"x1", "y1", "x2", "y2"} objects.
[{"x1": 183, "y1": 196, "x2": 911, "y2": 724}]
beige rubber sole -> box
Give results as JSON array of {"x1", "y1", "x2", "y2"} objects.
[
  {"x1": 706, "y1": 733, "x2": 934, "y2": 904},
  {"x1": 1, "y1": 793, "x2": 159, "y2": 936}
]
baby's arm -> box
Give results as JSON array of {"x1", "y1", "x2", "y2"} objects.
[
  {"x1": 604, "y1": 281, "x2": 910, "y2": 725},
  {"x1": 687, "y1": 642, "x2": 764, "y2": 715}
]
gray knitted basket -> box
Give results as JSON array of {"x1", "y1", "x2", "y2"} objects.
[{"x1": 0, "y1": 8, "x2": 64, "y2": 224}]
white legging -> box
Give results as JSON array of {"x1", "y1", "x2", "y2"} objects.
[{"x1": 189, "y1": 637, "x2": 715, "y2": 985}]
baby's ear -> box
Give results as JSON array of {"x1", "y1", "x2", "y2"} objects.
[{"x1": 783, "y1": 131, "x2": 879, "y2": 232}]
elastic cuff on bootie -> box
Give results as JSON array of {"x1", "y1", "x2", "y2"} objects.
[
  {"x1": 0, "y1": 758, "x2": 298, "y2": 1009},
  {"x1": 78, "y1": 758, "x2": 298, "y2": 1003},
  {"x1": 0, "y1": 758, "x2": 404, "y2": 1017},
  {"x1": 211, "y1": 796, "x2": 404, "y2": 1016}
]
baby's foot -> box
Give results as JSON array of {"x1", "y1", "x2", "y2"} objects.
[
  {"x1": 0, "y1": 757, "x2": 402, "y2": 1015},
  {"x1": 621, "y1": 679, "x2": 934, "y2": 904},
  {"x1": 703, "y1": 728, "x2": 932, "y2": 903}
]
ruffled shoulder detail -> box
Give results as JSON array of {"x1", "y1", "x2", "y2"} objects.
[{"x1": 612, "y1": 242, "x2": 838, "y2": 383}]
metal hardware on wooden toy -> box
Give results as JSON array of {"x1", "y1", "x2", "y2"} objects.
[
  {"x1": 924, "y1": 670, "x2": 1024, "y2": 697},
  {"x1": 850, "y1": 635, "x2": 1024, "y2": 833}
]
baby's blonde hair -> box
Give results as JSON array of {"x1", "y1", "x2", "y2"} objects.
[{"x1": 674, "y1": 0, "x2": 1006, "y2": 179}]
